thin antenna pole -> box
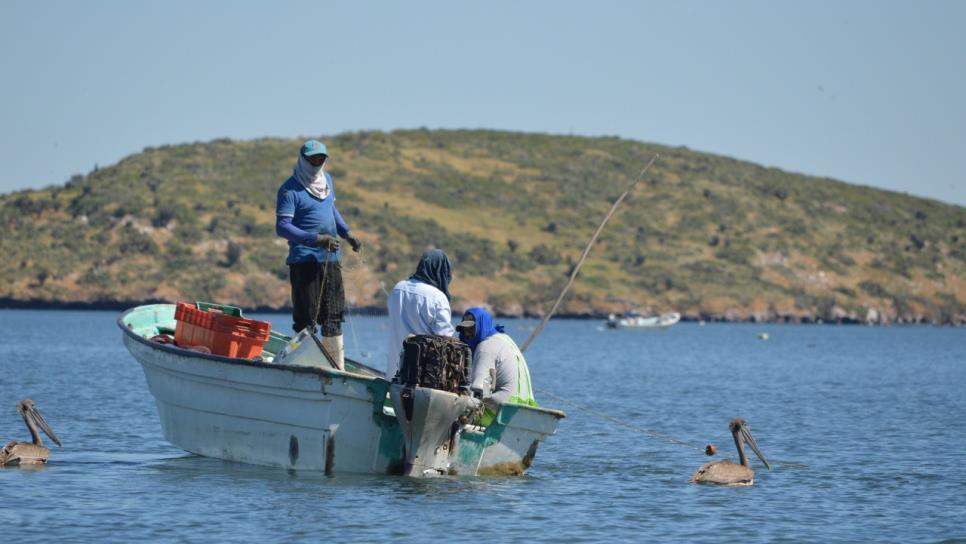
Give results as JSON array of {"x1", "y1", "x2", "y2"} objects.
[{"x1": 520, "y1": 154, "x2": 659, "y2": 353}]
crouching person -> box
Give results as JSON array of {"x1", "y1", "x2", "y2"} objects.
[{"x1": 457, "y1": 307, "x2": 536, "y2": 426}]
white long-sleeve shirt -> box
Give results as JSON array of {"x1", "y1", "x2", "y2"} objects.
[{"x1": 385, "y1": 279, "x2": 455, "y2": 379}]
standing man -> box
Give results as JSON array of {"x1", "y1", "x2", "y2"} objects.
[
  {"x1": 276, "y1": 139, "x2": 362, "y2": 370},
  {"x1": 385, "y1": 249, "x2": 455, "y2": 379}
]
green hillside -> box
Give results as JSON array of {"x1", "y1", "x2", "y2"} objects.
[{"x1": 1, "y1": 129, "x2": 964, "y2": 324}]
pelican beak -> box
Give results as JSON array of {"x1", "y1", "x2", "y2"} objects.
[
  {"x1": 27, "y1": 404, "x2": 63, "y2": 448},
  {"x1": 740, "y1": 425, "x2": 769, "y2": 470}
]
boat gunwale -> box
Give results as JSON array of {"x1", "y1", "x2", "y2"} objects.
[{"x1": 117, "y1": 304, "x2": 381, "y2": 381}]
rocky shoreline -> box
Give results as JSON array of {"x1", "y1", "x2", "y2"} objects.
[{"x1": 2, "y1": 297, "x2": 963, "y2": 326}]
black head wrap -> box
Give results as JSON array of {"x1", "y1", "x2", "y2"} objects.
[{"x1": 410, "y1": 249, "x2": 452, "y2": 300}]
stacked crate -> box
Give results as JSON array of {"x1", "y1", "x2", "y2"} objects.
[{"x1": 174, "y1": 302, "x2": 271, "y2": 358}]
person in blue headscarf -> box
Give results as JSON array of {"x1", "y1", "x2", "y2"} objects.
[
  {"x1": 457, "y1": 307, "x2": 536, "y2": 425},
  {"x1": 385, "y1": 249, "x2": 455, "y2": 379}
]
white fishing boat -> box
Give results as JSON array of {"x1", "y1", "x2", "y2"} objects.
[
  {"x1": 118, "y1": 303, "x2": 564, "y2": 476},
  {"x1": 606, "y1": 311, "x2": 681, "y2": 329}
]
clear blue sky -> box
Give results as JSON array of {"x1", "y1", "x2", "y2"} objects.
[{"x1": 2, "y1": 0, "x2": 964, "y2": 206}]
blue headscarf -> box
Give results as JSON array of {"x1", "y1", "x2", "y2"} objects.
[
  {"x1": 410, "y1": 249, "x2": 452, "y2": 300},
  {"x1": 459, "y1": 307, "x2": 505, "y2": 352}
]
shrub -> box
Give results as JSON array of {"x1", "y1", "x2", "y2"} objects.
[
  {"x1": 530, "y1": 244, "x2": 562, "y2": 265},
  {"x1": 224, "y1": 241, "x2": 242, "y2": 267},
  {"x1": 859, "y1": 280, "x2": 889, "y2": 298},
  {"x1": 117, "y1": 226, "x2": 157, "y2": 254}
]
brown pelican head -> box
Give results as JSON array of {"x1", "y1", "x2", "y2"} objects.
[
  {"x1": 17, "y1": 399, "x2": 63, "y2": 448},
  {"x1": 729, "y1": 418, "x2": 769, "y2": 470}
]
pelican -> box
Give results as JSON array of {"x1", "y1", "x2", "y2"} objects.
[
  {"x1": 1, "y1": 399, "x2": 63, "y2": 466},
  {"x1": 690, "y1": 418, "x2": 769, "y2": 486}
]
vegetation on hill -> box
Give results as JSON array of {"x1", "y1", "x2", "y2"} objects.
[{"x1": 1, "y1": 129, "x2": 964, "y2": 324}]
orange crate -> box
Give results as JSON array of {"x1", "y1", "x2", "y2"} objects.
[
  {"x1": 174, "y1": 302, "x2": 215, "y2": 350},
  {"x1": 174, "y1": 302, "x2": 271, "y2": 358},
  {"x1": 209, "y1": 327, "x2": 269, "y2": 358},
  {"x1": 210, "y1": 312, "x2": 271, "y2": 358}
]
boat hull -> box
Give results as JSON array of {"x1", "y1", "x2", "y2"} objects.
[
  {"x1": 122, "y1": 331, "x2": 402, "y2": 474},
  {"x1": 119, "y1": 304, "x2": 564, "y2": 476}
]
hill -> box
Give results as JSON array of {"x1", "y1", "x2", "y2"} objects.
[{"x1": 1, "y1": 129, "x2": 964, "y2": 325}]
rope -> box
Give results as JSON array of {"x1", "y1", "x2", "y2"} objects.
[
  {"x1": 339, "y1": 246, "x2": 387, "y2": 359},
  {"x1": 344, "y1": 295, "x2": 363, "y2": 357},
  {"x1": 349, "y1": 246, "x2": 390, "y2": 298},
  {"x1": 342, "y1": 248, "x2": 366, "y2": 358}
]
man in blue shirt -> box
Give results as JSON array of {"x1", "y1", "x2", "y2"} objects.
[{"x1": 275, "y1": 139, "x2": 362, "y2": 369}]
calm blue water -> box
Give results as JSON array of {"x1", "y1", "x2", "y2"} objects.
[{"x1": 1, "y1": 309, "x2": 964, "y2": 542}]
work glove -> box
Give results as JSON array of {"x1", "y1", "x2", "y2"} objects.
[
  {"x1": 313, "y1": 234, "x2": 340, "y2": 251},
  {"x1": 346, "y1": 235, "x2": 362, "y2": 253}
]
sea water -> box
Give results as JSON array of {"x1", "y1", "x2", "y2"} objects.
[{"x1": 1, "y1": 309, "x2": 964, "y2": 542}]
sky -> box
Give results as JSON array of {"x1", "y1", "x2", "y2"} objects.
[{"x1": 1, "y1": 1, "x2": 964, "y2": 206}]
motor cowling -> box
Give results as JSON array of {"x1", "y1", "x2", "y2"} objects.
[{"x1": 397, "y1": 335, "x2": 471, "y2": 393}]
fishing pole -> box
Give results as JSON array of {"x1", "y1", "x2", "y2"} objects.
[
  {"x1": 511, "y1": 161, "x2": 804, "y2": 467},
  {"x1": 509, "y1": 153, "x2": 710, "y2": 453},
  {"x1": 519, "y1": 154, "x2": 660, "y2": 353}
]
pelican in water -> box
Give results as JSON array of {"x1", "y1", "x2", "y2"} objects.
[
  {"x1": 1, "y1": 399, "x2": 63, "y2": 467},
  {"x1": 690, "y1": 418, "x2": 769, "y2": 486}
]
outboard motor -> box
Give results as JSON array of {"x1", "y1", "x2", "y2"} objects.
[{"x1": 390, "y1": 335, "x2": 478, "y2": 477}]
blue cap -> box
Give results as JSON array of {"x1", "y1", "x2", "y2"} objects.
[{"x1": 300, "y1": 139, "x2": 328, "y2": 157}]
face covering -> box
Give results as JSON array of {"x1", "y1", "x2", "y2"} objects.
[{"x1": 293, "y1": 154, "x2": 330, "y2": 200}]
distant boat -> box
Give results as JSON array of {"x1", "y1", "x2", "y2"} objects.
[{"x1": 606, "y1": 312, "x2": 681, "y2": 329}]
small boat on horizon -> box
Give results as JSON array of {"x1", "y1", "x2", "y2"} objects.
[{"x1": 606, "y1": 311, "x2": 681, "y2": 329}]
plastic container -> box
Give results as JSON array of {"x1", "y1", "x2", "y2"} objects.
[
  {"x1": 174, "y1": 301, "x2": 271, "y2": 358},
  {"x1": 174, "y1": 302, "x2": 216, "y2": 351},
  {"x1": 196, "y1": 301, "x2": 243, "y2": 317}
]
